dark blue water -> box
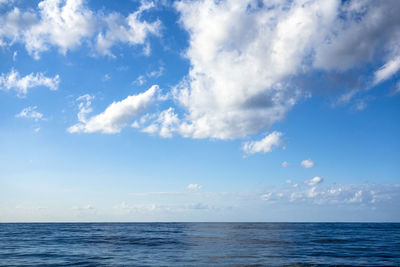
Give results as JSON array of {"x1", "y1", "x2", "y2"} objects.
[{"x1": 0, "y1": 223, "x2": 399, "y2": 266}]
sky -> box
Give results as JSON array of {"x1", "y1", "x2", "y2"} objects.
[{"x1": 0, "y1": 0, "x2": 399, "y2": 222}]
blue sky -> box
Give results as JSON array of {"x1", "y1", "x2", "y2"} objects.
[{"x1": 0, "y1": 0, "x2": 399, "y2": 222}]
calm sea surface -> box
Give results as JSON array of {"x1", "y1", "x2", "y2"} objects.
[{"x1": 0, "y1": 223, "x2": 399, "y2": 266}]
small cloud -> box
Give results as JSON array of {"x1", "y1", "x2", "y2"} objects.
[
  {"x1": 187, "y1": 184, "x2": 202, "y2": 190},
  {"x1": 83, "y1": 204, "x2": 94, "y2": 210},
  {"x1": 373, "y1": 57, "x2": 400, "y2": 86},
  {"x1": 305, "y1": 176, "x2": 323, "y2": 186},
  {"x1": 390, "y1": 81, "x2": 400, "y2": 96},
  {"x1": 117, "y1": 66, "x2": 129, "y2": 72},
  {"x1": 187, "y1": 203, "x2": 210, "y2": 210},
  {"x1": 243, "y1": 131, "x2": 284, "y2": 155},
  {"x1": 72, "y1": 204, "x2": 95, "y2": 211},
  {"x1": 102, "y1": 74, "x2": 111, "y2": 81},
  {"x1": 286, "y1": 179, "x2": 299, "y2": 188},
  {"x1": 133, "y1": 75, "x2": 146, "y2": 86},
  {"x1": 307, "y1": 186, "x2": 318, "y2": 198},
  {"x1": 132, "y1": 67, "x2": 165, "y2": 87},
  {"x1": 355, "y1": 100, "x2": 367, "y2": 111},
  {"x1": 114, "y1": 202, "x2": 157, "y2": 213},
  {"x1": 261, "y1": 192, "x2": 272, "y2": 201},
  {"x1": 73, "y1": 94, "x2": 94, "y2": 123},
  {"x1": 147, "y1": 66, "x2": 164, "y2": 78},
  {"x1": 282, "y1": 161, "x2": 289, "y2": 167},
  {"x1": 16, "y1": 106, "x2": 44, "y2": 122},
  {"x1": 301, "y1": 159, "x2": 314, "y2": 168},
  {"x1": 335, "y1": 90, "x2": 358, "y2": 106},
  {"x1": 347, "y1": 190, "x2": 363, "y2": 203},
  {"x1": 0, "y1": 69, "x2": 60, "y2": 96},
  {"x1": 142, "y1": 42, "x2": 151, "y2": 56},
  {"x1": 131, "y1": 121, "x2": 140, "y2": 128}
]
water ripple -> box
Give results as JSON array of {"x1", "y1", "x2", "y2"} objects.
[{"x1": 0, "y1": 223, "x2": 399, "y2": 266}]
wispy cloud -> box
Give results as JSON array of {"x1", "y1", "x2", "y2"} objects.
[
  {"x1": 261, "y1": 183, "x2": 400, "y2": 206},
  {"x1": 373, "y1": 57, "x2": 400, "y2": 86},
  {"x1": 15, "y1": 106, "x2": 45, "y2": 122},
  {"x1": 0, "y1": 69, "x2": 59, "y2": 96}
]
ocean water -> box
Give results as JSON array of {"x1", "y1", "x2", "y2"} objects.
[{"x1": 0, "y1": 223, "x2": 399, "y2": 266}]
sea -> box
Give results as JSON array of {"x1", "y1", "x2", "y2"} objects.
[{"x1": 0, "y1": 223, "x2": 399, "y2": 266}]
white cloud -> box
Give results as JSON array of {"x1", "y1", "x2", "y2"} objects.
[
  {"x1": 133, "y1": 75, "x2": 146, "y2": 86},
  {"x1": 355, "y1": 99, "x2": 367, "y2": 111},
  {"x1": 132, "y1": 66, "x2": 165, "y2": 87},
  {"x1": 286, "y1": 179, "x2": 299, "y2": 188},
  {"x1": 102, "y1": 74, "x2": 110, "y2": 82},
  {"x1": 170, "y1": 0, "x2": 400, "y2": 140},
  {"x1": 313, "y1": 1, "x2": 400, "y2": 72},
  {"x1": 391, "y1": 81, "x2": 400, "y2": 95},
  {"x1": 0, "y1": 69, "x2": 59, "y2": 96},
  {"x1": 307, "y1": 186, "x2": 319, "y2": 198},
  {"x1": 174, "y1": 0, "x2": 315, "y2": 139},
  {"x1": 0, "y1": 0, "x2": 160, "y2": 58},
  {"x1": 72, "y1": 204, "x2": 95, "y2": 213},
  {"x1": 0, "y1": 0, "x2": 95, "y2": 59},
  {"x1": 260, "y1": 192, "x2": 272, "y2": 201},
  {"x1": 301, "y1": 159, "x2": 315, "y2": 168},
  {"x1": 140, "y1": 107, "x2": 181, "y2": 138},
  {"x1": 187, "y1": 203, "x2": 212, "y2": 210},
  {"x1": 373, "y1": 57, "x2": 400, "y2": 85},
  {"x1": 242, "y1": 132, "x2": 283, "y2": 155},
  {"x1": 282, "y1": 161, "x2": 289, "y2": 167},
  {"x1": 95, "y1": 1, "x2": 160, "y2": 57},
  {"x1": 347, "y1": 190, "x2": 363, "y2": 203},
  {"x1": 148, "y1": 66, "x2": 164, "y2": 78},
  {"x1": 75, "y1": 94, "x2": 94, "y2": 123},
  {"x1": 113, "y1": 201, "x2": 216, "y2": 214},
  {"x1": 260, "y1": 183, "x2": 399, "y2": 206},
  {"x1": 72, "y1": 204, "x2": 94, "y2": 210},
  {"x1": 15, "y1": 106, "x2": 44, "y2": 121},
  {"x1": 305, "y1": 176, "x2": 323, "y2": 186},
  {"x1": 187, "y1": 184, "x2": 202, "y2": 190},
  {"x1": 141, "y1": 123, "x2": 158, "y2": 135},
  {"x1": 68, "y1": 85, "x2": 159, "y2": 134}
]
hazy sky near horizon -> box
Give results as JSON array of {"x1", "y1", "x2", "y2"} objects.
[{"x1": 0, "y1": 0, "x2": 399, "y2": 222}]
